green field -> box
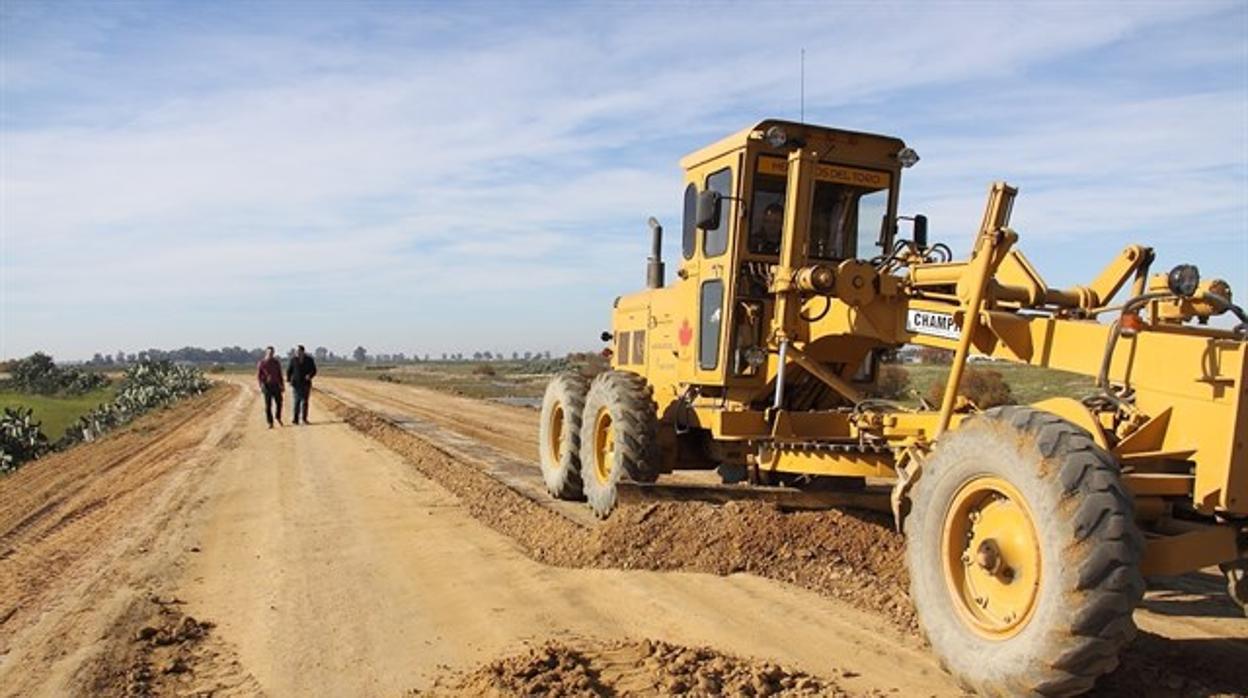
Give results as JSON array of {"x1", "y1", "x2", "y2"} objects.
[{"x1": 0, "y1": 386, "x2": 118, "y2": 440}]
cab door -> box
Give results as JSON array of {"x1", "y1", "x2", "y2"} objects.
[{"x1": 690, "y1": 161, "x2": 736, "y2": 385}]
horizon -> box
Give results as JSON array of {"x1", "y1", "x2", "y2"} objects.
[{"x1": 3, "y1": 1, "x2": 1246, "y2": 361}]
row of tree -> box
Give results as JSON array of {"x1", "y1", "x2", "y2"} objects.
[{"x1": 74, "y1": 346, "x2": 559, "y2": 366}]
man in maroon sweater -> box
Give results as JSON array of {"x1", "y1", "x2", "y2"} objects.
[{"x1": 256, "y1": 346, "x2": 285, "y2": 428}]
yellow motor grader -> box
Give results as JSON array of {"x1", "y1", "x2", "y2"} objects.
[{"x1": 538, "y1": 119, "x2": 1247, "y2": 696}]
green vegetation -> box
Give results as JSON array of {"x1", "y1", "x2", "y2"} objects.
[
  {"x1": 0, "y1": 359, "x2": 209, "y2": 473},
  {"x1": 0, "y1": 385, "x2": 117, "y2": 440},
  {"x1": 3, "y1": 351, "x2": 110, "y2": 396},
  {"x1": 1, "y1": 407, "x2": 50, "y2": 473},
  {"x1": 896, "y1": 363, "x2": 1095, "y2": 407}
]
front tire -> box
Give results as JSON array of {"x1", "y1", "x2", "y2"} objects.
[
  {"x1": 578, "y1": 371, "x2": 661, "y2": 518},
  {"x1": 907, "y1": 406, "x2": 1144, "y2": 697},
  {"x1": 538, "y1": 372, "x2": 589, "y2": 500}
]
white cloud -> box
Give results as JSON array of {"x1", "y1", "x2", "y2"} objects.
[{"x1": 1, "y1": 1, "x2": 1244, "y2": 357}]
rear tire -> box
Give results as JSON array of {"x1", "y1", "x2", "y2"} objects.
[
  {"x1": 538, "y1": 372, "x2": 589, "y2": 500},
  {"x1": 578, "y1": 371, "x2": 661, "y2": 518},
  {"x1": 907, "y1": 406, "x2": 1144, "y2": 697}
]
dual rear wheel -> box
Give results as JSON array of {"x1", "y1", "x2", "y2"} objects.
[{"x1": 539, "y1": 370, "x2": 660, "y2": 518}]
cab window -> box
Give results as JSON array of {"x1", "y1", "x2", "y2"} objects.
[
  {"x1": 681, "y1": 183, "x2": 697, "y2": 259},
  {"x1": 809, "y1": 183, "x2": 888, "y2": 261},
  {"x1": 748, "y1": 173, "x2": 786, "y2": 255},
  {"x1": 703, "y1": 168, "x2": 732, "y2": 258},
  {"x1": 699, "y1": 280, "x2": 724, "y2": 369}
]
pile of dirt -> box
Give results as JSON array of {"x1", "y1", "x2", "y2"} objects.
[
  {"x1": 336, "y1": 406, "x2": 915, "y2": 632},
  {"x1": 591, "y1": 502, "x2": 912, "y2": 630},
  {"x1": 88, "y1": 595, "x2": 232, "y2": 697},
  {"x1": 419, "y1": 639, "x2": 862, "y2": 697}
]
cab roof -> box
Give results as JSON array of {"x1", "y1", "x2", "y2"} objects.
[{"x1": 678, "y1": 119, "x2": 907, "y2": 171}]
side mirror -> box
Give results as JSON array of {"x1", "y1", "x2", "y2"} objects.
[
  {"x1": 913, "y1": 214, "x2": 928, "y2": 249},
  {"x1": 696, "y1": 190, "x2": 723, "y2": 230}
]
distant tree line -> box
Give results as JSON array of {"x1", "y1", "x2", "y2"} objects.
[{"x1": 70, "y1": 346, "x2": 559, "y2": 366}]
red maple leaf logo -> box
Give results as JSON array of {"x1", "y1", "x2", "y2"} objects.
[{"x1": 678, "y1": 318, "x2": 693, "y2": 347}]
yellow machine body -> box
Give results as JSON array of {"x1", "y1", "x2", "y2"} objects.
[{"x1": 609, "y1": 119, "x2": 1247, "y2": 578}]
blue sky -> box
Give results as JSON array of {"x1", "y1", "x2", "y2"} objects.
[{"x1": 1, "y1": 1, "x2": 1245, "y2": 360}]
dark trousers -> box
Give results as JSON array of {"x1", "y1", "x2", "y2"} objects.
[
  {"x1": 292, "y1": 383, "x2": 311, "y2": 423},
  {"x1": 262, "y1": 383, "x2": 283, "y2": 425}
]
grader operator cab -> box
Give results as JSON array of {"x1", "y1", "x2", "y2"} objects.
[{"x1": 539, "y1": 119, "x2": 1248, "y2": 696}]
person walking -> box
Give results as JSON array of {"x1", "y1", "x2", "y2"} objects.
[
  {"x1": 287, "y1": 344, "x2": 318, "y2": 425},
  {"x1": 257, "y1": 346, "x2": 285, "y2": 428}
]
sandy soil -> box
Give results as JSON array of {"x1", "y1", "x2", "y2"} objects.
[{"x1": 1, "y1": 375, "x2": 1243, "y2": 697}]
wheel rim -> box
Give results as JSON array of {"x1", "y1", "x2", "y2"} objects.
[
  {"x1": 592, "y1": 408, "x2": 614, "y2": 485},
  {"x1": 941, "y1": 476, "x2": 1041, "y2": 638},
  {"x1": 547, "y1": 403, "x2": 564, "y2": 465}
]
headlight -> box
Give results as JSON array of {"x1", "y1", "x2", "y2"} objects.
[
  {"x1": 764, "y1": 125, "x2": 788, "y2": 148},
  {"x1": 1167, "y1": 264, "x2": 1201, "y2": 297},
  {"x1": 897, "y1": 147, "x2": 920, "y2": 168}
]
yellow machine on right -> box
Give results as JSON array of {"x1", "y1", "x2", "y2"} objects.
[{"x1": 539, "y1": 121, "x2": 1247, "y2": 696}]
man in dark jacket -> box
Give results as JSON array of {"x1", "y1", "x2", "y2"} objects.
[
  {"x1": 287, "y1": 345, "x2": 318, "y2": 425},
  {"x1": 256, "y1": 346, "x2": 284, "y2": 428}
]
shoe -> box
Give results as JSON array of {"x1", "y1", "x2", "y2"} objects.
[{"x1": 268, "y1": 423, "x2": 274, "y2": 429}]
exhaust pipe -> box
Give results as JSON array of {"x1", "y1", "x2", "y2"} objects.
[{"x1": 646, "y1": 217, "x2": 665, "y2": 289}]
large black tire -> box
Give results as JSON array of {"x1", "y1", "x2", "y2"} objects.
[
  {"x1": 907, "y1": 406, "x2": 1144, "y2": 697},
  {"x1": 578, "y1": 371, "x2": 661, "y2": 518},
  {"x1": 538, "y1": 372, "x2": 589, "y2": 500}
]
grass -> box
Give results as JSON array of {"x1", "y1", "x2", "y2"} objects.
[
  {"x1": 896, "y1": 362, "x2": 1095, "y2": 406},
  {"x1": 0, "y1": 386, "x2": 119, "y2": 440}
]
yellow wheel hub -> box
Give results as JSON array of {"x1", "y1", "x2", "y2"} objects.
[
  {"x1": 547, "y1": 404, "x2": 564, "y2": 465},
  {"x1": 592, "y1": 408, "x2": 615, "y2": 484},
  {"x1": 941, "y1": 476, "x2": 1041, "y2": 638}
]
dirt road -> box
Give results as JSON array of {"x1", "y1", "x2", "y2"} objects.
[
  {"x1": 2, "y1": 376, "x2": 1244, "y2": 696},
  {"x1": 1, "y1": 377, "x2": 955, "y2": 696}
]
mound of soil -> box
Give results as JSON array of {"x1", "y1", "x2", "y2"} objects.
[
  {"x1": 592, "y1": 502, "x2": 912, "y2": 630},
  {"x1": 90, "y1": 595, "x2": 220, "y2": 697},
  {"x1": 419, "y1": 639, "x2": 864, "y2": 697},
  {"x1": 337, "y1": 407, "x2": 916, "y2": 631}
]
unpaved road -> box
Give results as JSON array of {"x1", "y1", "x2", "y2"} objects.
[{"x1": 1, "y1": 375, "x2": 1244, "y2": 697}]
